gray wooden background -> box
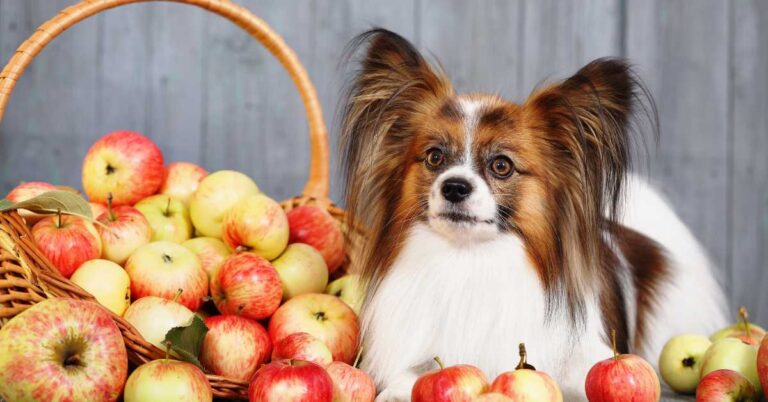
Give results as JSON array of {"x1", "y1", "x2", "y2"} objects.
[{"x1": 0, "y1": 0, "x2": 766, "y2": 333}]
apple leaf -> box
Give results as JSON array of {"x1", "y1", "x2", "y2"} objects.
[
  {"x1": 164, "y1": 315, "x2": 209, "y2": 370},
  {"x1": 0, "y1": 191, "x2": 92, "y2": 219}
]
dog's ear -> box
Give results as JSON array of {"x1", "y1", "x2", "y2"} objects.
[{"x1": 525, "y1": 58, "x2": 645, "y2": 222}]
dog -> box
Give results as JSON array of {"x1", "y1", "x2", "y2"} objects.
[{"x1": 339, "y1": 29, "x2": 728, "y2": 401}]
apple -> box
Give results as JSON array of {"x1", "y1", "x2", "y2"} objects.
[
  {"x1": 287, "y1": 205, "x2": 345, "y2": 273},
  {"x1": 325, "y1": 274, "x2": 365, "y2": 314},
  {"x1": 326, "y1": 360, "x2": 376, "y2": 402},
  {"x1": 0, "y1": 298, "x2": 127, "y2": 402},
  {"x1": 5, "y1": 181, "x2": 57, "y2": 224},
  {"x1": 124, "y1": 359, "x2": 212, "y2": 402},
  {"x1": 222, "y1": 193, "x2": 289, "y2": 260},
  {"x1": 700, "y1": 337, "x2": 761, "y2": 394},
  {"x1": 696, "y1": 369, "x2": 758, "y2": 402},
  {"x1": 135, "y1": 194, "x2": 192, "y2": 243},
  {"x1": 273, "y1": 243, "x2": 328, "y2": 301},
  {"x1": 411, "y1": 357, "x2": 489, "y2": 401},
  {"x1": 159, "y1": 162, "x2": 208, "y2": 204},
  {"x1": 489, "y1": 344, "x2": 562, "y2": 402},
  {"x1": 96, "y1": 195, "x2": 151, "y2": 264},
  {"x1": 584, "y1": 330, "x2": 660, "y2": 402},
  {"x1": 182, "y1": 236, "x2": 232, "y2": 279},
  {"x1": 123, "y1": 296, "x2": 194, "y2": 352},
  {"x1": 758, "y1": 334, "x2": 768, "y2": 396},
  {"x1": 189, "y1": 170, "x2": 259, "y2": 238},
  {"x1": 31, "y1": 213, "x2": 102, "y2": 278},
  {"x1": 210, "y1": 252, "x2": 282, "y2": 320},
  {"x1": 200, "y1": 315, "x2": 272, "y2": 381},
  {"x1": 70, "y1": 259, "x2": 131, "y2": 316},
  {"x1": 82, "y1": 130, "x2": 164, "y2": 206},
  {"x1": 126, "y1": 241, "x2": 208, "y2": 310},
  {"x1": 89, "y1": 202, "x2": 108, "y2": 219},
  {"x1": 658, "y1": 334, "x2": 712, "y2": 394},
  {"x1": 271, "y1": 332, "x2": 333, "y2": 367},
  {"x1": 711, "y1": 307, "x2": 766, "y2": 346},
  {"x1": 473, "y1": 393, "x2": 514, "y2": 401},
  {"x1": 269, "y1": 293, "x2": 360, "y2": 364},
  {"x1": 248, "y1": 359, "x2": 333, "y2": 402}
]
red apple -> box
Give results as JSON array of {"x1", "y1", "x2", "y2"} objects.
[
  {"x1": 125, "y1": 241, "x2": 208, "y2": 310},
  {"x1": 124, "y1": 359, "x2": 212, "y2": 402},
  {"x1": 490, "y1": 344, "x2": 562, "y2": 402},
  {"x1": 696, "y1": 369, "x2": 758, "y2": 402},
  {"x1": 584, "y1": 331, "x2": 660, "y2": 402},
  {"x1": 0, "y1": 298, "x2": 127, "y2": 402},
  {"x1": 272, "y1": 332, "x2": 333, "y2": 367},
  {"x1": 182, "y1": 237, "x2": 232, "y2": 279},
  {"x1": 412, "y1": 357, "x2": 489, "y2": 402},
  {"x1": 31, "y1": 213, "x2": 102, "y2": 278},
  {"x1": 82, "y1": 131, "x2": 164, "y2": 206},
  {"x1": 268, "y1": 293, "x2": 359, "y2": 363},
  {"x1": 5, "y1": 181, "x2": 57, "y2": 224},
  {"x1": 287, "y1": 206, "x2": 345, "y2": 274},
  {"x1": 759, "y1": 334, "x2": 768, "y2": 397},
  {"x1": 326, "y1": 360, "x2": 376, "y2": 402},
  {"x1": 160, "y1": 162, "x2": 208, "y2": 204},
  {"x1": 200, "y1": 315, "x2": 271, "y2": 381},
  {"x1": 248, "y1": 359, "x2": 333, "y2": 402},
  {"x1": 96, "y1": 195, "x2": 151, "y2": 264},
  {"x1": 211, "y1": 252, "x2": 282, "y2": 320},
  {"x1": 222, "y1": 194, "x2": 289, "y2": 260}
]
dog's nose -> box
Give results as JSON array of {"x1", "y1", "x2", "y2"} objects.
[{"x1": 441, "y1": 178, "x2": 473, "y2": 203}]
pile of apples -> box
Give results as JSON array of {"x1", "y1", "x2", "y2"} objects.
[
  {"x1": 659, "y1": 307, "x2": 768, "y2": 401},
  {"x1": 0, "y1": 130, "x2": 372, "y2": 402}
]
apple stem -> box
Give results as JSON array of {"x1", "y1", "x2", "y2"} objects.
[
  {"x1": 107, "y1": 192, "x2": 116, "y2": 221},
  {"x1": 612, "y1": 329, "x2": 618, "y2": 360},
  {"x1": 353, "y1": 348, "x2": 363, "y2": 369},
  {"x1": 173, "y1": 288, "x2": 183, "y2": 303},
  {"x1": 164, "y1": 197, "x2": 171, "y2": 217},
  {"x1": 433, "y1": 356, "x2": 444, "y2": 370},
  {"x1": 56, "y1": 209, "x2": 62, "y2": 228},
  {"x1": 236, "y1": 304, "x2": 245, "y2": 316},
  {"x1": 164, "y1": 341, "x2": 171, "y2": 361},
  {"x1": 516, "y1": 343, "x2": 527, "y2": 370},
  {"x1": 739, "y1": 306, "x2": 751, "y2": 335}
]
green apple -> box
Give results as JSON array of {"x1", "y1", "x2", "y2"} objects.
[
  {"x1": 325, "y1": 274, "x2": 365, "y2": 314},
  {"x1": 273, "y1": 244, "x2": 328, "y2": 300},
  {"x1": 182, "y1": 237, "x2": 232, "y2": 279},
  {"x1": 700, "y1": 338, "x2": 761, "y2": 394},
  {"x1": 710, "y1": 307, "x2": 766, "y2": 346},
  {"x1": 189, "y1": 170, "x2": 259, "y2": 238},
  {"x1": 70, "y1": 259, "x2": 131, "y2": 316},
  {"x1": 135, "y1": 195, "x2": 192, "y2": 243},
  {"x1": 658, "y1": 334, "x2": 711, "y2": 394}
]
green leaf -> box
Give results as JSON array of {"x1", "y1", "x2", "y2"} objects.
[
  {"x1": 164, "y1": 315, "x2": 209, "y2": 370},
  {"x1": 0, "y1": 191, "x2": 92, "y2": 219}
]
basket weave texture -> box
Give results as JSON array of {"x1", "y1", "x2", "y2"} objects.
[{"x1": 0, "y1": 0, "x2": 362, "y2": 399}]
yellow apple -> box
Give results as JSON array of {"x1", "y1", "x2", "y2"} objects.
[
  {"x1": 70, "y1": 259, "x2": 131, "y2": 316},
  {"x1": 189, "y1": 170, "x2": 259, "y2": 238},
  {"x1": 273, "y1": 244, "x2": 328, "y2": 301},
  {"x1": 123, "y1": 296, "x2": 194, "y2": 353},
  {"x1": 221, "y1": 194, "x2": 288, "y2": 260},
  {"x1": 135, "y1": 195, "x2": 192, "y2": 243},
  {"x1": 182, "y1": 237, "x2": 231, "y2": 279}
]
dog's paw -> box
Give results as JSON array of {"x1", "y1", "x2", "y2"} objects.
[{"x1": 375, "y1": 386, "x2": 412, "y2": 402}]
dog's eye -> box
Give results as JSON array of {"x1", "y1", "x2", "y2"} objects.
[
  {"x1": 425, "y1": 148, "x2": 444, "y2": 169},
  {"x1": 489, "y1": 156, "x2": 514, "y2": 178}
]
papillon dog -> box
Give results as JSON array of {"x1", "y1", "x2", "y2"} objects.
[{"x1": 339, "y1": 29, "x2": 728, "y2": 401}]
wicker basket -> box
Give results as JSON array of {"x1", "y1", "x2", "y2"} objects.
[{"x1": 0, "y1": 0, "x2": 361, "y2": 399}]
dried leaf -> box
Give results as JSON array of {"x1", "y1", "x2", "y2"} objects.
[{"x1": 0, "y1": 191, "x2": 92, "y2": 219}]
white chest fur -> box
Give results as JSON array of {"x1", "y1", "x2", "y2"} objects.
[{"x1": 361, "y1": 224, "x2": 608, "y2": 401}]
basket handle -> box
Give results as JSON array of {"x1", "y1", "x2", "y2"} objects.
[{"x1": 0, "y1": 0, "x2": 330, "y2": 200}]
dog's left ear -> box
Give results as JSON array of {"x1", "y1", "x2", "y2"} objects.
[{"x1": 526, "y1": 58, "x2": 643, "y2": 220}]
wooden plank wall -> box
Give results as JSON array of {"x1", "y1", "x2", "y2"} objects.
[{"x1": 0, "y1": 0, "x2": 765, "y2": 324}]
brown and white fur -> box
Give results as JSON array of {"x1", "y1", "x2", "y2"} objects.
[{"x1": 339, "y1": 29, "x2": 727, "y2": 401}]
